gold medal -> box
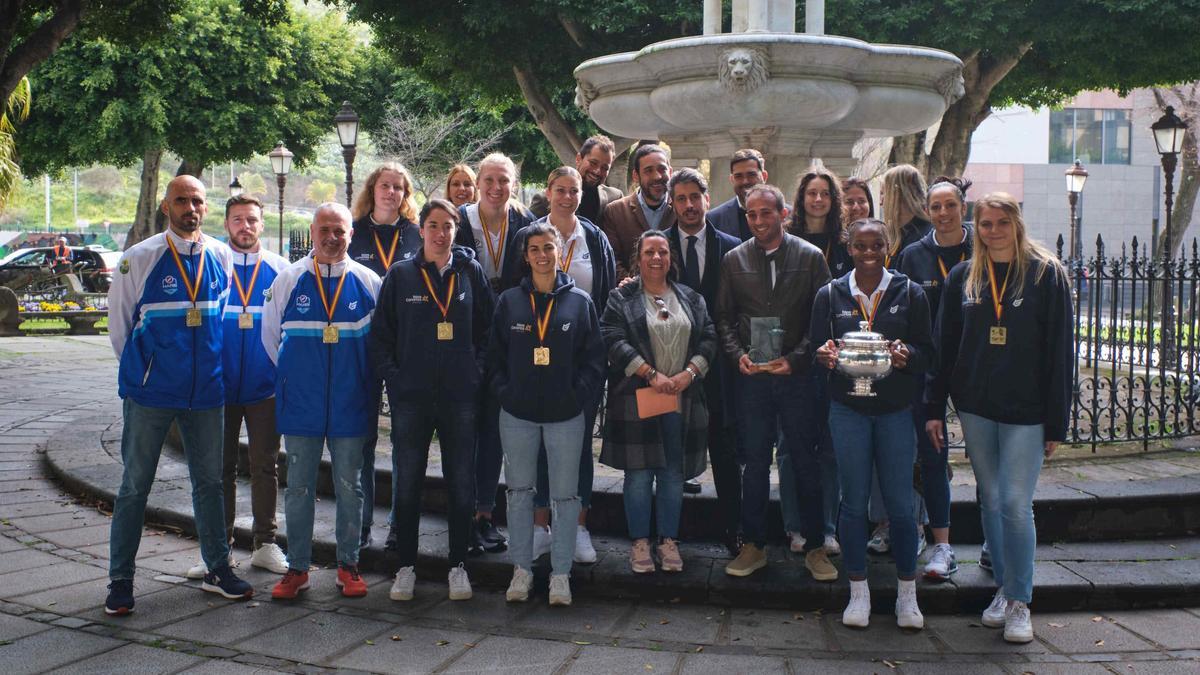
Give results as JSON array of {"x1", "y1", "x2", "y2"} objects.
[
  {"x1": 167, "y1": 237, "x2": 208, "y2": 330},
  {"x1": 186, "y1": 308, "x2": 202, "y2": 327},
  {"x1": 985, "y1": 259, "x2": 1012, "y2": 348},
  {"x1": 323, "y1": 325, "x2": 339, "y2": 344},
  {"x1": 437, "y1": 321, "x2": 454, "y2": 340},
  {"x1": 990, "y1": 326, "x2": 1007, "y2": 345},
  {"x1": 238, "y1": 312, "x2": 254, "y2": 329},
  {"x1": 311, "y1": 258, "x2": 348, "y2": 348},
  {"x1": 533, "y1": 346, "x2": 550, "y2": 366},
  {"x1": 420, "y1": 267, "x2": 457, "y2": 341},
  {"x1": 529, "y1": 293, "x2": 556, "y2": 366}
]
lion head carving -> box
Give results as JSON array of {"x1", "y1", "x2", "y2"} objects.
[{"x1": 719, "y1": 47, "x2": 769, "y2": 95}]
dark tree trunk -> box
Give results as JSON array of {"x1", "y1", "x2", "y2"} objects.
[
  {"x1": 512, "y1": 63, "x2": 582, "y2": 166},
  {"x1": 0, "y1": 0, "x2": 86, "y2": 109},
  {"x1": 125, "y1": 148, "x2": 163, "y2": 249}
]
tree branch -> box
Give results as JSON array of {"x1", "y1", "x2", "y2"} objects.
[
  {"x1": 558, "y1": 13, "x2": 586, "y2": 49},
  {"x1": 512, "y1": 62, "x2": 581, "y2": 165},
  {"x1": 0, "y1": 0, "x2": 87, "y2": 105}
]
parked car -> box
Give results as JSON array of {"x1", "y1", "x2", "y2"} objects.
[{"x1": 0, "y1": 246, "x2": 118, "y2": 294}]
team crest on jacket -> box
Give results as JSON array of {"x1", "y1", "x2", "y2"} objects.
[
  {"x1": 349, "y1": 301, "x2": 358, "y2": 310},
  {"x1": 1013, "y1": 298, "x2": 1023, "y2": 307},
  {"x1": 890, "y1": 305, "x2": 899, "y2": 314},
  {"x1": 561, "y1": 321, "x2": 571, "y2": 331},
  {"x1": 119, "y1": 259, "x2": 129, "y2": 274},
  {"x1": 161, "y1": 275, "x2": 179, "y2": 295},
  {"x1": 296, "y1": 294, "x2": 311, "y2": 313}
]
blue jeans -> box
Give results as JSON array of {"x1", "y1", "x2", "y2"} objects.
[
  {"x1": 501, "y1": 410, "x2": 583, "y2": 576},
  {"x1": 535, "y1": 393, "x2": 598, "y2": 510},
  {"x1": 475, "y1": 391, "x2": 504, "y2": 513},
  {"x1": 283, "y1": 434, "x2": 365, "y2": 571},
  {"x1": 623, "y1": 412, "x2": 685, "y2": 540},
  {"x1": 361, "y1": 379, "x2": 383, "y2": 532},
  {"x1": 390, "y1": 401, "x2": 476, "y2": 567},
  {"x1": 110, "y1": 399, "x2": 229, "y2": 581},
  {"x1": 915, "y1": 383, "x2": 950, "y2": 529},
  {"x1": 736, "y1": 373, "x2": 824, "y2": 549},
  {"x1": 828, "y1": 401, "x2": 918, "y2": 579},
  {"x1": 779, "y1": 374, "x2": 838, "y2": 537},
  {"x1": 959, "y1": 411, "x2": 1045, "y2": 603}
]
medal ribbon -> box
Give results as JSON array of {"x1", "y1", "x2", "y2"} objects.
[
  {"x1": 529, "y1": 293, "x2": 555, "y2": 345},
  {"x1": 480, "y1": 211, "x2": 507, "y2": 274},
  {"x1": 373, "y1": 229, "x2": 400, "y2": 270},
  {"x1": 985, "y1": 258, "x2": 1011, "y2": 324},
  {"x1": 937, "y1": 252, "x2": 966, "y2": 281},
  {"x1": 559, "y1": 239, "x2": 578, "y2": 273},
  {"x1": 856, "y1": 291, "x2": 884, "y2": 331},
  {"x1": 311, "y1": 258, "x2": 348, "y2": 324},
  {"x1": 231, "y1": 255, "x2": 263, "y2": 310},
  {"x1": 165, "y1": 237, "x2": 207, "y2": 305},
  {"x1": 420, "y1": 267, "x2": 456, "y2": 320}
]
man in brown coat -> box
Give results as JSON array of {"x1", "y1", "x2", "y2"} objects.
[{"x1": 601, "y1": 144, "x2": 675, "y2": 279}]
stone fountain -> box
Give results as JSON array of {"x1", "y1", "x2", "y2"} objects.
[{"x1": 574, "y1": 0, "x2": 964, "y2": 200}]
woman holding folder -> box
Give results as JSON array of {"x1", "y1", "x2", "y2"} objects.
[{"x1": 599, "y1": 230, "x2": 717, "y2": 574}]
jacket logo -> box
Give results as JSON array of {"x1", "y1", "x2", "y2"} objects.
[
  {"x1": 405, "y1": 295, "x2": 428, "y2": 304},
  {"x1": 457, "y1": 292, "x2": 466, "y2": 301},
  {"x1": 210, "y1": 279, "x2": 219, "y2": 289},
  {"x1": 890, "y1": 305, "x2": 899, "y2": 314},
  {"x1": 348, "y1": 301, "x2": 358, "y2": 310},
  {"x1": 119, "y1": 260, "x2": 130, "y2": 274},
  {"x1": 262, "y1": 288, "x2": 270, "y2": 299},
  {"x1": 561, "y1": 321, "x2": 571, "y2": 331},
  {"x1": 402, "y1": 252, "x2": 415, "y2": 260},
  {"x1": 161, "y1": 275, "x2": 178, "y2": 295},
  {"x1": 355, "y1": 253, "x2": 372, "y2": 261},
  {"x1": 581, "y1": 251, "x2": 591, "y2": 261},
  {"x1": 837, "y1": 310, "x2": 856, "y2": 318},
  {"x1": 1013, "y1": 298, "x2": 1024, "y2": 307},
  {"x1": 512, "y1": 323, "x2": 532, "y2": 333},
  {"x1": 922, "y1": 280, "x2": 937, "y2": 288},
  {"x1": 296, "y1": 294, "x2": 311, "y2": 314}
]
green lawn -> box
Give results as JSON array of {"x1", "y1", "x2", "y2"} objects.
[{"x1": 18, "y1": 317, "x2": 109, "y2": 332}]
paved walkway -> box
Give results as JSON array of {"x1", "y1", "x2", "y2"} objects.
[{"x1": 2, "y1": 336, "x2": 1200, "y2": 673}]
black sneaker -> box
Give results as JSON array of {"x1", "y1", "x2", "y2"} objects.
[
  {"x1": 201, "y1": 564, "x2": 254, "y2": 600},
  {"x1": 359, "y1": 526, "x2": 372, "y2": 550},
  {"x1": 979, "y1": 541, "x2": 993, "y2": 573},
  {"x1": 105, "y1": 579, "x2": 134, "y2": 616},
  {"x1": 467, "y1": 524, "x2": 485, "y2": 557},
  {"x1": 477, "y1": 518, "x2": 508, "y2": 552},
  {"x1": 723, "y1": 531, "x2": 743, "y2": 558},
  {"x1": 683, "y1": 479, "x2": 702, "y2": 495},
  {"x1": 384, "y1": 527, "x2": 399, "y2": 552}
]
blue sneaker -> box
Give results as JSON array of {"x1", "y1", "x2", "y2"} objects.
[
  {"x1": 105, "y1": 579, "x2": 134, "y2": 615},
  {"x1": 201, "y1": 564, "x2": 254, "y2": 600}
]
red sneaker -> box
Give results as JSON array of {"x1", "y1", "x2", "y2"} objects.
[
  {"x1": 336, "y1": 564, "x2": 368, "y2": 597},
  {"x1": 271, "y1": 569, "x2": 309, "y2": 600}
]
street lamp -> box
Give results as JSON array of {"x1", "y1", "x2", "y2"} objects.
[
  {"x1": 1065, "y1": 160, "x2": 1088, "y2": 262},
  {"x1": 268, "y1": 141, "x2": 293, "y2": 255},
  {"x1": 229, "y1": 176, "x2": 244, "y2": 199},
  {"x1": 1151, "y1": 105, "x2": 1188, "y2": 368},
  {"x1": 334, "y1": 101, "x2": 359, "y2": 207}
]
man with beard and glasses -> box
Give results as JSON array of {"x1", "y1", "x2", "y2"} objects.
[
  {"x1": 530, "y1": 135, "x2": 624, "y2": 226},
  {"x1": 602, "y1": 143, "x2": 674, "y2": 279}
]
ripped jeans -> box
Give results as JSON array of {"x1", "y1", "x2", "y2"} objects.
[
  {"x1": 500, "y1": 409, "x2": 584, "y2": 576},
  {"x1": 282, "y1": 434, "x2": 366, "y2": 572}
]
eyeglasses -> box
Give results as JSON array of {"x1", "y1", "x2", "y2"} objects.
[{"x1": 652, "y1": 295, "x2": 670, "y2": 321}]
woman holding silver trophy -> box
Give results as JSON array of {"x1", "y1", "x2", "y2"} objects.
[{"x1": 811, "y1": 218, "x2": 935, "y2": 630}]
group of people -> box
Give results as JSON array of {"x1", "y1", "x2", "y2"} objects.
[{"x1": 103, "y1": 135, "x2": 1071, "y2": 645}]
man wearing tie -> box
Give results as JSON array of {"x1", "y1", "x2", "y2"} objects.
[
  {"x1": 708, "y1": 149, "x2": 770, "y2": 242},
  {"x1": 663, "y1": 168, "x2": 742, "y2": 556}
]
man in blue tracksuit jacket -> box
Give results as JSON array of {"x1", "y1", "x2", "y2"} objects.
[
  {"x1": 105, "y1": 176, "x2": 253, "y2": 616},
  {"x1": 261, "y1": 203, "x2": 382, "y2": 600}
]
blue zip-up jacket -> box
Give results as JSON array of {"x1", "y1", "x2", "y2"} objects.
[
  {"x1": 221, "y1": 246, "x2": 289, "y2": 406},
  {"x1": 368, "y1": 245, "x2": 495, "y2": 406},
  {"x1": 261, "y1": 253, "x2": 382, "y2": 437},
  {"x1": 897, "y1": 226, "x2": 973, "y2": 319},
  {"x1": 504, "y1": 216, "x2": 618, "y2": 315},
  {"x1": 487, "y1": 272, "x2": 606, "y2": 423},
  {"x1": 108, "y1": 229, "x2": 232, "y2": 410},
  {"x1": 347, "y1": 214, "x2": 421, "y2": 278}
]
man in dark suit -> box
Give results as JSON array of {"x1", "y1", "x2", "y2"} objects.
[
  {"x1": 529, "y1": 135, "x2": 623, "y2": 225},
  {"x1": 663, "y1": 168, "x2": 742, "y2": 556},
  {"x1": 708, "y1": 148, "x2": 770, "y2": 242},
  {"x1": 601, "y1": 143, "x2": 675, "y2": 279}
]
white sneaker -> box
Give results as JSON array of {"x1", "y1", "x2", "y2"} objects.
[
  {"x1": 448, "y1": 564, "x2": 473, "y2": 600},
  {"x1": 548, "y1": 574, "x2": 572, "y2": 606},
  {"x1": 923, "y1": 543, "x2": 958, "y2": 581},
  {"x1": 533, "y1": 526, "x2": 552, "y2": 559},
  {"x1": 506, "y1": 567, "x2": 532, "y2": 602},
  {"x1": 574, "y1": 527, "x2": 597, "y2": 564},
  {"x1": 250, "y1": 543, "x2": 288, "y2": 574},
  {"x1": 389, "y1": 566, "x2": 416, "y2": 601},
  {"x1": 981, "y1": 589, "x2": 1007, "y2": 628},
  {"x1": 895, "y1": 579, "x2": 924, "y2": 630},
  {"x1": 1003, "y1": 601, "x2": 1034, "y2": 643},
  {"x1": 184, "y1": 553, "x2": 236, "y2": 580},
  {"x1": 823, "y1": 535, "x2": 841, "y2": 556},
  {"x1": 842, "y1": 579, "x2": 871, "y2": 628},
  {"x1": 788, "y1": 532, "x2": 806, "y2": 553}
]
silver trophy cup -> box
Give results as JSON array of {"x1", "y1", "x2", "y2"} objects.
[{"x1": 836, "y1": 321, "x2": 893, "y2": 397}]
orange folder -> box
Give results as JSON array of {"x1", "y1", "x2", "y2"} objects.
[{"x1": 636, "y1": 387, "x2": 681, "y2": 419}]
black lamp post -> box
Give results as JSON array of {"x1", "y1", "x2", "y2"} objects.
[
  {"x1": 229, "y1": 176, "x2": 244, "y2": 199},
  {"x1": 1151, "y1": 105, "x2": 1188, "y2": 367},
  {"x1": 1065, "y1": 160, "x2": 1088, "y2": 263},
  {"x1": 268, "y1": 141, "x2": 293, "y2": 255},
  {"x1": 334, "y1": 101, "x2": 359, "y2": 207}
]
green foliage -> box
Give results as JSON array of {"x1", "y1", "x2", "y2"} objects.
[
  {"x1": 0, "y1": 77, "x2": 32, "y2": 209},
  {"x1": 17, "y1": 0, "x2": 361, "y2": 177},
  {"x1": 305, "y1": 178, "x2": 337, "y2": 203}
]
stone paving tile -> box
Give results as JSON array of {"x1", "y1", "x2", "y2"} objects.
[
  {"x1": 1007, "y1": 663, "x2": 1115, "y2": 674},
  {"x1": 1034, "y1": 613, "x2": 1158, "y2": 653},
  {"x1": 156, "y1": 599, "x2": 311, "y2": 646},
  {"x1": 562, "y1": 645, "x2": 680, "y2": 674},
  {"x1": 439, "y1": 634, "x2": 577, "y2": 674},
  {"x1": 512, "y1": 593, "x2": 628, "y2": 636},
  {"x1": 0, "y1": 547, "x2": 63, "y2": 574},
  {"x1": 826, "y1": 616, "x2": 942, "y2": 654},
  {"x1": 64, "y1": 642, "x2": 203, "y2": 674},
  {"x1": 895, "y1": 660, "x2": 1006, "y2": 674},
  {"x1": 418, "y1": 587, "x2": 532, "y2": 630},
  {"x1": 36, "y1": 523, "x2": 115, "y2": 549},
  {"x1": 0, "y1": 626, "x2": 124, "y2": 675},
  {"x1": 790, "y1": 657, "x2": 918, "y2": 674},
  {"x1": 0, "y1": 612, "x2": 53, "y2": 641},
  {"x1": 2, "y1": 498, "x2": 80, "y2": 519},
  {"x1": 0, "y1": 537, "x2": 24, "y2": 553},
  {"x1": 1109, "y1": 660, "x2": 1200, "y2": 674},
  {"x1": 13, "y1": 575, "x2": 171, "y2": 615},
  {"x1": 1101, "y1": 610, "x2": 1200, "y2": 650},
  {"x1": 676, "y1": 652, "x2": 788, "y2": 673},
  {"x1": 0, "y1": 560, "x2": 107, "y2": 598},
  {"x1": 179, "y1": 659, "x2": 290, "y2": 674},
  {"x1": 330, "y1": 624, "x2": 483, "y2": 674},
  {"x1": 232, "y1": 609, "x2": 390, "y2": 664},
  {"x1": 613, "y1": 601, "x2": 724, "y2": 644},
  {"x1": 925, "y1": 615, "x2": 1051, "y2": 655},
  {"x1": 726, "y1": 607, "x2": 829, "y2": 650},
  {"x1": 74, "y1": 585, "x2": 228, "y2": 631}
]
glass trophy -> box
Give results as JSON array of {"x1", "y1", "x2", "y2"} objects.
[{"x1": 748, "y1": 316, "x2": 785, "y2": 366}]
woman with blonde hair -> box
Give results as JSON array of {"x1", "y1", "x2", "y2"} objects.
[
  {"x1": 880, "y1": 165, "x2": 931, "y2": 266},
  {"x1": 927, "y1": 192, "x2": 1072, "y2": 644},
  {"x1": 346, "y1": 161, "x2": 422, "y2": 551},
  {"x1": 445, "y1": 164, "x2": 478, "y2": 207}
]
